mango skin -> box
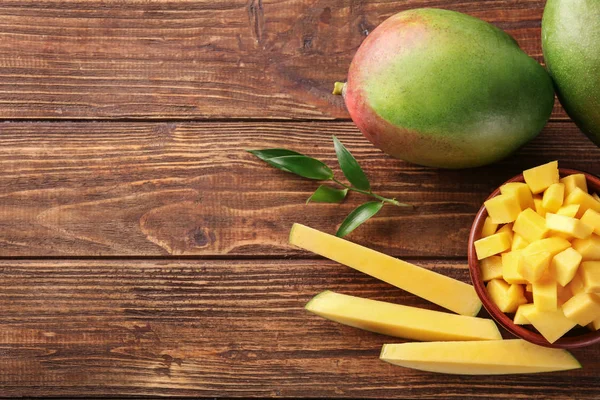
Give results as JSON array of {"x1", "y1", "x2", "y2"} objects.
[
  {"x1": 344, "y1": 8, "x2": 555, "y2": 168},
  {"x1": 542, "y1": 0, "x2": 600, "y2": 147}
]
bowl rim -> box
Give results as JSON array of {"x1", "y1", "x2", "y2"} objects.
[{"x1": 468, "y1": 167, "x2": 600, "y2": 349}]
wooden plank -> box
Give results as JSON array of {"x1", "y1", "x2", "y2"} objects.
[
  {"x1": 0, "y1": 0, "x2": 567, "y2": 120},
  {"x1": 1, "y1": 121, "x2": 598, "y2": 258},
  {"x1": 1, "y1": 259, "x2": 598, "y2": 397}
]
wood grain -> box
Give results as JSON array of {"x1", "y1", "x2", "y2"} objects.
[
  {"x1": 0, "y1": 0, "x2": 567, "y2": 120},
  {"x1": 1, "y1": 121, "x2": 598, "y2": 258},
  {"x1": 1, "y1": 258, "x2": 598, "y2": 397}
]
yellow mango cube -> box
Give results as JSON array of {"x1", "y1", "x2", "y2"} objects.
[
  {"x1": 565, "y1": 187, "x2": 600, "y2": 218},
  {"x1": 519, "y1": 251, "x2": 552, "y2": 282},
  {"x1": 511, "y1": 233, "x2": 530, "y2": 251},
  {"x1": 560, "y1": 174, "x2": 588, "y2": 196},
  {"x1": 484, "y1": 194, "x2": 522, "y2": 224},
  {"x1": 562, "y1": 293, "x2": 600, "y2": 326},
  {"x1": 523, "y1": 237, "x2": 571, "y2": 258},
  {"x1": 581, "y1": 209, "x2": 600, "y2": 236},
  {"x1": 546, "y1": 213, "x2": 594, "y2": 240},
  {"x1": 497, "y1": 223, "x2": 514, "y2": 242},
  {"x1": 481, "y1": 216, "x2": 499, "y2": 237},
  {"x1": 557, "y1": 204, "x2": 580, "y2": 218},
  {"x1": 581, "y1": 261, "x2": 600, "y2": 293},
  {"x1": 514, "y1": 303, "x2": 535, "y2": 324},
  {"x1": 572, "y1": 234, "x2": 600, "y2": 261},
  {"x1": 533, "y1": 196, "x2": 548, "y2": 217},
  {"x1": 542, "y1": 183, "x2": 565, "y2": 213},
  {"x1": 502, "y1": 251, "x2": 527, "y2": 284},
  {"x1": 567, "y1": 271, "x2": 585, "y2": 296},
  {"x1": 487, "y1": 279, "x2": 527, "y2": 313},
  {"x1": 533, "y1": 280, "x2": 558, "y2": 311},
  {"x1": 557, "y1": 284, "x2": 572, "y2": 306},
  {"x1": 513, "y1": 208, "x2": 549, "y2": 243},
  {"x1": 523, "y1": 161, "x2": 559, "y2": 194},
  {"x1": 500, "y1": 182, "x2": 535, "y2": 210},
  {"x1": 551, "y1": 247, "x2": 583, "y2": 287},
  {"x1": 480, "y1": 256, "x2": 503, "y2": 282},
  {"x1": 474, "y1": 231, "x2": 512, "y2": 260},
  {"x1": 522, "y1": 307, "x2": 577, "y2": 344}
]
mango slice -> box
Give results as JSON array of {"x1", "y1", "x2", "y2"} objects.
[
  {"x1": 289, "y1": 224, "x2": 482, "y2": 316},
  {"x1": 380, "y1": 339, "x2": 581, "y2": 374},
  {"x1": 305, "y1": 291, "x2": 501, "y2": 341}
]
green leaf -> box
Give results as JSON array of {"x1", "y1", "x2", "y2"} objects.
[
  {"x1": 336, "y1": 201, "x2": 383, "y2": 238},
  {"x1": 247, "y1": 149, "x2": 303, "y2": 172},
  {"x1": 333, "y1": 136, "x2": 370, "y2": 191},
  {"x1": 266, "y1": 155, "x2": 334, "y2": 180},
  {"x1": 307, "y1": 185, "x2": 348, "y2": 204}
]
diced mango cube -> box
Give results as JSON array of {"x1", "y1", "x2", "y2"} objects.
[
  {"x1": 557, "y1": 284, "x2": 572, "y2": 306},
  {"x1": 500, "y1": 182, "x2": 535, "y2": 210},
  {"x1": 572, "y1": 235, "x2": 600, "y2": 261},
  {"x1": 497, "y1": 223, "x2": 514, "y2": 242},
  {"x1": 551, "y1": 248, "x2": 583, "y2": 287},
  {"x1": 522, "y1": 307, "x2": 577, "y2": 344},
  {"x1": 546, "y1": 213, "x2": 594, "y2": 240},
  {"x1": 502, "y1": 251, "x2": 527, "y2": 284},
  {"x1": 523, "y1": 237, "x2": 571, "y2": 258},
  {"x1": 484, "y1": 194, "x2": 521, "y2": 224},
  {"x1": 474, "y1": 232, "x2": 512, "y2": 260},
  {"x1": 511, "y1": 233, "x2": 530, "y2": 251},
  {"x1": 562, "y1": 293, "x2": 600, "y2": 326},
  {"x1": 533, "y1": 196, "x2": 547, "y2": 217},
  {"x1": 487, "y1": 279, "x2": 527, "y2": 313},
  {"x1": 567, "y1": 271, "x2": 585, "y2": 296},
  {"x1": 481, "y1": 216, "x2": 499, "y2": 237},
  {"x1": 557, "y1": 204, "x2": 580, "y2": 218},
  {"x1": 581, "y1": 209, "x2": 600, "y2": 236},
  {"x1": 533, "y1": 280, "x2": 558, "y2": 311},
  {"x1": 542, "y1": 183, "x2": 565, "y2": 213},
  {"x1": 513, "y1": 208, "x2": 549, "y2": 243},
  {"x1": 514, "y1": 303, "x2": 536, "y2": 324},
  {"x1": 519, "y1": 251, "x2": 552, "y2": 282},
  {"x1": 565, "y1": 187, "x2": 600, "y2": 218},
  {"x1": 480, "y1": 255, "x2": 503, "y2": 282},
  {"x1": 581, "y1": 261, "x2": 600, "y2": 293},
  {"x1": 560, "y1": 174, "x2": 588, "y2": 197},
  {"x1": 523, "y1": 161, "x2": 559, "y2": 194}
]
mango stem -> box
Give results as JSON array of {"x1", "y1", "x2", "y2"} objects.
[{"x1": 332, "y1": 82, "x2": 345, "y2": 96}]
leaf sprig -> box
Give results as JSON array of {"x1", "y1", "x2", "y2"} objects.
[{"x1": 248, "y1": 136, "x2": 411, "y2": 237}]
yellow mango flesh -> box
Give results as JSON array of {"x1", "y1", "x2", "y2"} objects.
[
  {"x1": 565, "y1": 187, "x2": 600, "y2": 218},
  {"x1": 546, "y1": 213, "x2": 593, "y2": 239},
  {"x1": 551, "y1": 248, "x2": 582, "y2": 287},
  {"x1": 557, "y1": 204, "x2": 580, "y2": 218},
  {"x1": 562, "y1": 293, "x2": 600, "y2": 326},
  {"x1": 581, "y1": 261, "x2": 600, "y2": 293},
  {"x1": 533, "y1": 196, "x2": 548, "y2": 217},
  {"x1": 474, "y1": 231, "x2": 512, "y2": 260},
  {"x1": 513, "y1": 208, "x2": 548, "y2": 243},
  {"x1": 305, "y1": 291, "x2": 501, "y2": 341},
  {"x1": 573, "y1": 235, "x2": 600, "y2": 261},
  {"x1": 484, "y1": 194, "x2": 521, "y2": 224},
  {"x1": 481, "y1": 216, "x2": 499, "y2": 237},
  {"x1": 511, "y1": 233, "x2": 530, "y2": 251},
  {"x1": 487, "y1": 279, "x2": 527, "y2": 313},
  {"x1": 380, "y1": 340, "x2": 581, "y2": 375},
  {"x1": 502, "y1": 251, "x2": 527, "y2": 284},
  {"x1": 520, "y1": 251, "x2": 552, "y2": 282},
  {"x1": 290, "y1": 224, "x2": 482, "y2": 316},
  {"x1": 542, "y1": 183, "x2": 565, "y2": 213},
  {"x1": 500, "y1": 182, "x2": 534, "y2": 210},
  {"x1": 561, "y1": 174, "x2": 588, "y2": 196},
  {"x1": 514, "y1": 303, "x2": 536, "y2": 324},
  {"x1": 533, "y1": 279, "x2": 557, "y2": 311},
  {"x1": 523, "y1": 161, "x2": 559, "y2": 194},
  {"x1": 581, "y1": 209, "x2": 600, "y2": 236},
  {"x1": 480, "y1": 256, "x2": 503, "y2": 281},
  {"x1": 523, "y1": 237, "x2": 571, "y2": 258},
  {"x1": 522, "y1": 307, "x2": 577, "y2": 344}
]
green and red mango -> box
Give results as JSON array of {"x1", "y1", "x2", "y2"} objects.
[
  {"x1": 543, "y1": 0, "x2": 600, "y2": 147},
  {"x1": 339, "y1": 9, "x2": 555, "y2": 168}
]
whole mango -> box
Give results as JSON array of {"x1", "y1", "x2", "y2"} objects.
[
  {"x1": 336, "y1": 8, "x2": 555, "y2": 168},
  {"x1": 542, "y1": 0, "x2": 600, "y2": 147}
]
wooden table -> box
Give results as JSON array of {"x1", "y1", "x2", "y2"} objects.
[{"x1": 1, "y1": 1, "x2": 599, "y2": 397}]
